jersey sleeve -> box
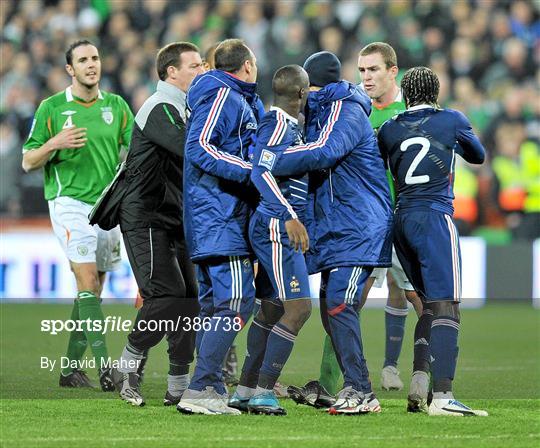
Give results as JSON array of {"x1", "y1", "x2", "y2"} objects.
[
  {"x1": 22, "y1": 100, "x2": 52, "y2": 153},
  {"x1": 251, "y1": 120, "x2": 297, "y2": 221},
  {"x1": 185, "y1": 88, "x2": 252, "y2": 183},
  {"x1": 143, "y1": 103, "x2": 186, "y2": 157},
  {"x1": 118, "y1": 97, "x2": 134, "y2": 151},
  {"x1": 271, "y1": 100, "x2": 356, "y2": 177},
  {"x1": 453, "y1": 110, "x2": 485, "y2": 165}
]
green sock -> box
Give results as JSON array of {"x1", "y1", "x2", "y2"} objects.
[
  {"x1": 318, "y1": 334, "x2": 342, "y2": 395},
  {"x1": 61, "y1": 300, "x2": 88, "y2": 376},
  {"x1": 77, "y1": 291, "x2": 109, "y2": 368}
]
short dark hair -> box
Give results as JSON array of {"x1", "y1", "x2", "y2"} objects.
[
  {"x1": 66, "y1": 39, "x2": 96, "y2": 66},
  {"x1": 204, "y1": 42, "x2": 221, "y2": 70},
  {"x1": 214, "y1": 39, "x2": 252, "y2": 73},
  {"x1": 272, "y1": 65, "x2": 309, "y2": 99},
  {"x1": 359, "y1": 42, "x2": 397, "y2": 69},
  {"x1": 401, "y1": 66, "x2": 440, "y2": 108},
  {"x1": 156, "y1": 42, "x2": 200, "y2": 81}
]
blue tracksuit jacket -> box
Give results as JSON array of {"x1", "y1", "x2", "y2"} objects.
[{"x1": 183, "y1": 70, "x2": 262, "y2": 261}]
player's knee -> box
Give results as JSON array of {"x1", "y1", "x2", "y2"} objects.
[
  {"x1": 294, "y1": 300, "x2": 312, "y2": 326},
  {"x1": 73, "y1": 269, "x2": 100, "y2": 295},
  {"x1": 430, "y1": 301, "x2": 460, "y2": 320},
  {"x1": 282, "y1": 299, "x2": 311, "y2": 333},
  {"x1": 256, "y1": 301, "x2": 284, "y2": 326}
]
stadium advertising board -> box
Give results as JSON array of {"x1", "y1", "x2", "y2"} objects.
[{"x1": 2, "y1": 232, "x2": 485, "y2": 307}]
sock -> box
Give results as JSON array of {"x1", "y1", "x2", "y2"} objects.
[
  {"x1": 413, "y1": 308, "x2": 433, "y2": 373},
  {"x1": 235, "y1": 385, "x2": 256, "y2": 399},
  {"x1": 255, "y1": 385, "x2": 273, "y2": 395},
  {"x1": 318, "y1": 334, "x2": 341, "y2": 395},
  {"x1": 257, "y1": 322, "x2": 296, "y2": 390},
  {"x1": 77, "y1": 291, "x2": 109, "y2": 369},
  {"x1": 169, "y1": 360, "x2": 189, "y2": 376},
  {"x1": 238, "y1": 318, "x2": 272, "y2": 389},
  {"x1": 383, "y1": 305, "x2": 408, "y2": 368},
  {"x1": 167, "y1": 374, "x2": 190, "y2": 396},
  {"x1": 433, "y1": 390, "x2": 454, "y2": 400},
  {"x1": 61, "y1": 300, "x2": 88, "y2": 375},
  {"x1": 430, "y1": 316, "x2": 459, "y2": 393},
  {"x1": 118, "y1": 343, "x2": 144, "y2": 374}
]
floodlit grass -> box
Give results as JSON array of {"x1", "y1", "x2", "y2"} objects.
[{"x1": 1, "y1": 303, "x2": 539, "y2": 447}]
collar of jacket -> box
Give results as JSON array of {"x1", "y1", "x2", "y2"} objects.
[
  {"x1": 307, "y1": 80, "x2": 371, "y2": 115},
  {"x1": 157, "y1": 80, "x2": 187, "y2": 115},
  {"x1": 187, "y1": 69, "x2": 258, "y2": 110}
]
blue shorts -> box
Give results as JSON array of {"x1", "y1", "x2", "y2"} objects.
[
  {"x1": 393, "y1": 209, "x2": 461, "y2": 302},
  {"x1": 196, "y1": 256, "x2": 255, "y2": 320},
  {"x1": 249, "y1": 212, "x2": 311, "y2": 301}
]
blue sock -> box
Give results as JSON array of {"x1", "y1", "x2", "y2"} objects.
[
  {"x1": 384, "y1": 305, "x2": 408, "y2": 368},
  {"x1": 430, "y1": 316, "x2": 459, "y2": 392},
  {"x1": 257, "y1": 322, "x2": 296, "y2": 390},
  {"x1": 238, "y1": 318, "x2": 272, "y2": 388},
  {"x1": 189, "y1": 313, "x2": 241, "y2": 395}
]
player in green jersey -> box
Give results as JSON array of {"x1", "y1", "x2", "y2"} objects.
[{"x1": 22, "y1": 40, "x2": 134, "y2": 391}]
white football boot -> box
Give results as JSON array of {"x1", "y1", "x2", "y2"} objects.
[
  {"x1": 381, "y1": 365, "x2": 404, "y2": 391},
  {"x1": 364, "y1": 392, "x2": 382, "y2": 413},
  {"x1": 177, "y1": 386, "x2": 241, "y2": 415},
  {"x1": 428, "y1": 396, "x2": 488, "y2": 417},
  {"x1": 328, "y1": 387, "x2": 370, "y2": 415},
  {"x1": 407, "y1": 371, "x2": 429, "y2": 413}
]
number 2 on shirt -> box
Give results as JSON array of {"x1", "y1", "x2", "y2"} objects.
[{"x1": 400, "y1": 136, "x2": 430, "y2": 185}]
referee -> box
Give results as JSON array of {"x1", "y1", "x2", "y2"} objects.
[{"x1": 111, "y1": 42, "x2": 204, "y2": 407}]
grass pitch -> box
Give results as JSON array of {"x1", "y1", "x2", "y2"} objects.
[{"x1": 1, "y1": 302, "x2": 539, "y2": 447}]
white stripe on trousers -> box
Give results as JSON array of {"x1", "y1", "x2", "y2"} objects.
[
  {"x1": 345, "y1": 267, "x2": 362, "y2": 305},
  {"x1": 444, "y1": 215, "x2": 461, "y2": 301},
  {"x1": 269, "y1": 218, "x2": 286, "y2": 299},
  {"x1": 229, "y1": 256, "x2": 242, "y2": 312}
]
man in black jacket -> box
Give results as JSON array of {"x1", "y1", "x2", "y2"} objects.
[{"x1": 111, "y1": 42, "x2": 204, "y2": 407}]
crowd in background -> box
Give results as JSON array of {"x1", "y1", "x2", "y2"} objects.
[{"x1": 1, "y1": 0, "x2": 539, "y2": 241}]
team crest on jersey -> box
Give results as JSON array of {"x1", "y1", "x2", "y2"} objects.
[
  {"x1": 101, "y1": 107, "x2": 113, "y2": 125},
  {"x1": 259, "y1": 149, "x2": 276, "y2": 170},
  {"x1": 290, "y1": 277, "x2": 300, "y2": 293},
  {"x1": 77, "y1": 245, "x2": 88, "y2": 256}
]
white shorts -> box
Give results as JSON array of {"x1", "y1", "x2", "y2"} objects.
[
  {"x1": 370, "y1": 247, "x2": 414, "y2": 291},
  {"x1": 48, "y1": 196, "x2": 121, "y2": 272}
]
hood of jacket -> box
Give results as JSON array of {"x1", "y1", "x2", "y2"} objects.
[
  {"x1": 307, "y1": 80, "x2": 371, "y2": 117},
  {"x1": 187, "y1": 69, "x2": 258, "y2": 111}
]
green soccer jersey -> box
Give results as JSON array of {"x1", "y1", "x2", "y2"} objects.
[
  {"x1": 23, "y1": 86, "x2": 134, "y2": 205},
  {"x1": 368, "y1": 91, "x2": 406, "y2": 203},
  {"x1": 369, "y1": 94, "x2": 406, "y2": 131}
]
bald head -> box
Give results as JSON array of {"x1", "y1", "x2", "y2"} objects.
[{"x1": 272, "y1": 65, "x2": 309, "y2": 101}]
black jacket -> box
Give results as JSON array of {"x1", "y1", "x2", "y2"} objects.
[{"x1": 119, "y1": 81, "x2": 188, "y2": 232}]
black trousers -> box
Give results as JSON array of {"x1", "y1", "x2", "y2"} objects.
[{"x1": 123, "y1": 228, "x2": 199, "y2": 365}]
